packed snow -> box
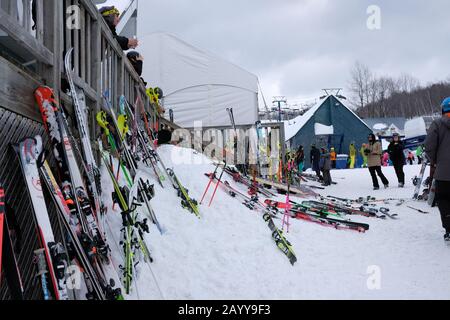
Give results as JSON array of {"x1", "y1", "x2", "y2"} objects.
[{"x1": 101, "y1": 145, "x2": 449, "y2": 300}]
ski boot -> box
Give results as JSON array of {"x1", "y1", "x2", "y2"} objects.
[
  {"x1": 373, "y1": 187, "x2": 380, "y2": 191},
  {"x1": 399, "y1": 183, "x2": 404, "y2": 188}
]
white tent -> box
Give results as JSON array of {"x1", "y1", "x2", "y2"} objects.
[{"x1": 116, "y1": 0, "x2": 260, "y2": 129}]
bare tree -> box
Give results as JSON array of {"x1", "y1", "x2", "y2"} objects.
[{"x1": 349, "y1": 61, "x2": 373, "y2": 110}]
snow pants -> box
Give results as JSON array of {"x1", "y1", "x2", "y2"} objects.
[
  {"x1": 350, "y1": 156, "x2": 356, "y2": 169},
  {"x1": 298, "y1": 162, "x2": 304, "y2": 173},
  {"x1": 436, "y1": 180, "x2": 450, "y2": 233},
  {"x1": 393, "y1": 163, "x2": 405, "y2": 184},
  {"x1": 322, "y1": 170, "x2": 332, "y2": 186},
  {"x1": 369, "y1": 166, "x2": 389, "y2": 188}
]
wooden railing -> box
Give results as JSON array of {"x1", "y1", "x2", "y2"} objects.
[{"x1": 0, "y1": 0, "x2": 151, "y2": 125}]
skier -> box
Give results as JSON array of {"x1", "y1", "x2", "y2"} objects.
[
  {"x1": 388, "y1": 133, "x2": 406, "y2": 188},
  {"x1": 416, "y1": 144, "x2": 424, "y2": 165},
  {"x1": 320, "y1": 148, "x2": 332, "y2": 186},
  {"x1": 425, "y1": 97, "x2": 450, "y2": 241},
  {"x1": 295, "y1": 146, "x2": 305, "y2": 173},
  {"x1": 407, "y1": 151, "x2": 415, "y2": 165},
  {"x1": 310, "y1": 144, "x2": 323, "y2": 181},
  {"x1": 365, "y1": 134, "x2": 389, "y2": 190},
  {"x1": 100, "y1": 6, "x2": 139, "y2": 51},
  {"x1": 127, "y1": 51, "x2": 147, "y2": 86},
  {"x1": 349, "y1": 143, "x2": 357, "y2": 169},
  {"x1": 330, "y1": 147, "x2": 337, "y2": 169},
  {"x1": 360, "y1": 144, "x2": 368, "y2": 168},
  {"x1": 381, "y1": 152, "x2": 390, "y2": 167}
]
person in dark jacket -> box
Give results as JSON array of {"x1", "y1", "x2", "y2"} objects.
[
  {"x1": 100, "y1": 6, "x2": 139, "y2": 51},
  {"x1": 320, "y1": 148, "x2": 332, "y2": 186},
  {"x1": 388, "y1": 133, "x2": 406, "y2": 187},
  {"x1": 295, "y1": 146, "x2": 305, "y2": 173},
  {"x1": 127, "y1": 51, "x2": 147, "y2": 85},
  {"x1": 310, "y1": 145, "x2": 323, "y2": 181},
  {"x1": 425, "y1": 97, "x2": 450, "y2": 241}
]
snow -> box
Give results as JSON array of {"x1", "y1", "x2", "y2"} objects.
[
  {"x1": 315, "y1": 123, "x2": 334, "y2": 135},
  {"x1": 373, "y1": 123, "x2": 388, "y2": 130},
  {"x1": 405, "y1": 117, "x2": 427, "y2": 139},
  {"x1": 102, "y1": 145, "x2": 450, "y2": 300}
]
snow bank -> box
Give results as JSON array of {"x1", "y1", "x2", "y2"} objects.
[{"x1": 103, "y1": 146, "x2": 449, "y2": 300}]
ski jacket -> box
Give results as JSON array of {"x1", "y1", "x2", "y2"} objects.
[
  {"x1": 320, "y1": 153, "x2": 331, "y2": 171},
  {"x1": 330, "y1": 151, "x2": 337, "y2": 161},
  {"x1": 296, "y1": 150, "x2": 305, "y2": 165},
  {"x1": 366, "y1": 141, "x2": 382, "y2": 167},
  {"x1": 310, "y1": 147, "x2": 321, "y2": 171},
  {"x1": 425, "y1": 116, "x2": 450, "y2": 181},
  {"x1": 388, "y1": 141, "x2": 405, "y2": 165},
  {"x1": 349, "y1": 144, "x2": 357, "y2": 157}
]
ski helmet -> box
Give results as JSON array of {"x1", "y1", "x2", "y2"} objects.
[
  {"x1": 154, "y1": 87, "x2": 164, "y2": 99},
  {"x1": 441, "y1": 97, "x2": 450, "y2": 114},
  {"x1": 99, "y1": 6, "x2": 120, "y2": 17}
]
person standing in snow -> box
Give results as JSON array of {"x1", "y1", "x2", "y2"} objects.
[
  {"x1": 365, "y1": 134, "x2": 389, "y2": 190},
  {"x1": 310, "y1": 145, "x2": 323, "y2": 181},
  {"x1": 100, "y1": 6, "x2": 139, "y2": 51},
  {"x1": 425, "y1": 98, "x2": 450, "y2": 242},
  {"x1": 416, "y1": 144, "x2": 424, "y2": 165},
  {"x1": 349, "y1": 143, "x2": 357, "y2": 169},
  {"x1": 407, "y1": 151, "x2": 415, "y2": 165},
  {"x1": 320, "y1": 148, "x2": 332, "y2": 186},
  {"x1": 330, "y1": 148, "x2": 337, "y2": 169},
  {"x1": 295, "y1": 146, "x2": 305, "y2": 173},
  {"x1": 388, "y1": 133, "x2": 406, "y2": 188},
  {"x1": 382, "y1": 151, "x2": 390, "y2": 167}
]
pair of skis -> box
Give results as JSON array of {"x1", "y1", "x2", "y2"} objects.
[{"x1": 266, "y1": 200, "x2": 370, "y2": 233}]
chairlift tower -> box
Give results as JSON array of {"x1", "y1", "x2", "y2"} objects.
[{"x1": 273, "y1": 96, "x2": 287, "y2": 122}]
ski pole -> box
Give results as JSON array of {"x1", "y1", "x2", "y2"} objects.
[
  {"x1": 200, "y1": 164, "x2": 220, "y2": 205},
  {"x1": 208, "y1": 165, "x2": 226, "y2": 207}
]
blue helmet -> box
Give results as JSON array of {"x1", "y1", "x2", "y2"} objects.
[{"x1": 441, "y1": 97, "x2": 450, "y2": 114}]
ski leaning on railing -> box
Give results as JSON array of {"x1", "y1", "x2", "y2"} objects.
[
  {"x1": 12, "y1": 136, "x2": 70, "y2": 300},
  {"x1": 0, "y1": 184, "x2": 25, "y2": 300}
]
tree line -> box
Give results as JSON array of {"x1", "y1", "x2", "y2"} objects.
[{"x1": 348, "y1": 62, "x2": 450, "y2": 119}]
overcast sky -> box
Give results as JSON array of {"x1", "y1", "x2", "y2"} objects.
[{"x1": 99, "y1": 0, "x2": 450, "y2": 108}]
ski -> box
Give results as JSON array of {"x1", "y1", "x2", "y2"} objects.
[
  {"x1": 100, "y1": 145, "x2": 154, "y2": 295},
  {"x1": 302, "y1": 200, "x2": 386, "y2": 219},
  {"x1": 255, "y1": 177, "x2": 319, "y2": 198},
  {"x1": 266, "y1": 200, "x2": 370, "y2": 232},
  {"x1": 12, "y1": 136, "x2": 69, "y2": 300},
  {"x1": 64, "y1": 49, "x2": 103, "y2": 217},
  {"x1": 137, "y1": 178, "x2": 164, "y2": 235},
  {"x1": 0, "y1": 184, "x2": 25, "y2": 299},
  {"x1": 413, "y1": 158, "x2": 429, "y2": 200},
  {"x1": 39, "y1": 160, "x2": 124, "y2": 300},
  {"x1": 102, "y1": 90, "x2": 138, "y2": 181},
  {"x1": 167, "y1": 169, "x2": 200, "y2": 218},
  {"x1": 223, "y1": 166, "x2": 275, "y2": 198},
  {"x1": 262, "y1": 213, "x2": 297, "y2": 266},
  {"x1": 35, "y1": 86, "x2": 109, "y2": 262}
]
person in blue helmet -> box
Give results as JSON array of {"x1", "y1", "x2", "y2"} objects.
[{"x1": 425, "y1": 97, "x2": 450, "y2": 242}]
